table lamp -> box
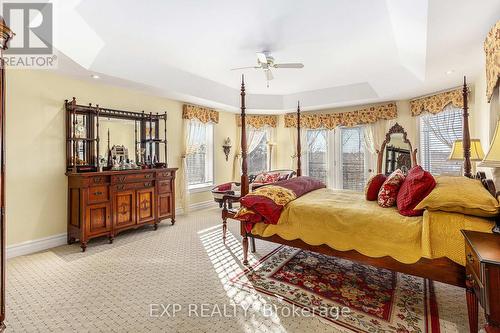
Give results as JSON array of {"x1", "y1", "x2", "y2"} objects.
[
  {"x1": 448, "y1": 139, "x2": 485, "y2": 175},
  {"x1": 479, "y1": 120, "x2": 500, "y2": 234}
]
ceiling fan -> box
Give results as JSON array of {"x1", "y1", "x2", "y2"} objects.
[{"x1": 231, "y1": 52, "x2": 304, "y2": 87}]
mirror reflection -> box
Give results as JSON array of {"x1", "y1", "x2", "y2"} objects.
[{"x1": 384, "y1": 133, "x2": 412, "y2": 175}]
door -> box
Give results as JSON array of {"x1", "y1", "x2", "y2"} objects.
[
  {"x1": 114, "y1": 190, "x2": 136, "y2": 229},
  {"x1": 157, "y1": 193, "x2": 172, "y2": 220},
  {"x1": 137, "y1": 188, "x2": 155, "y2": 224},
  {"x1": 85, "y1": 203, "x2": 111, "y2": 236}
]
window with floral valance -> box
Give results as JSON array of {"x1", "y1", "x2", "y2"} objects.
[
  {"x1": 182, "y1": 104, "x2": 219, "y2": 124},
  {"x1": 236, "y1": 115, "x2": 278, "y2": 128},
  {"x1": 485, "y1": 20, "x2": 499, "y2": 102},
  {"x1": 284, "y1": 102, "x2": 397, "y2": 129},
  {"x1": 410, "y1": 89, "x2": 463, "y2": 116}
]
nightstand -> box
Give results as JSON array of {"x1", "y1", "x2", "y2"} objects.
[{"x1": 462, "y1": 230, "x2": 500, "y2": 333}]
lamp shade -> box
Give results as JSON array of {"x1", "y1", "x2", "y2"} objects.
[
  {"x1": 480, "y1": 120, "x2": 500, "y2": 167},
  {"x1": 448, "y1": 139, "x2": 485, "y2": 161}
]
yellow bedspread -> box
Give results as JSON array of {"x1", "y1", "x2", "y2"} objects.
[{"x1": 251, "y1": 188, "x2": 494, "y2": 265}]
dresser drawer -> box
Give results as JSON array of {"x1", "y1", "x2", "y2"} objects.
[
  {"x1": 88, "y1": 185, "x2": 109, "y2": 203},
  {"x1": 465, "y1": 242, "x2": 481, "y2": 278},
  {"x1": 111, "y1": 173, "x2": 154, "y2": 183},
  {"x1": 90, "y1": 176, "x2": 108, "y2": 185},
  {"x1": 158, "y1": 180, "x2": 172, "y2": 193},
  {"x1": 157, "y1": 170, "x2": 173, "y2": 179},
  {"x1": 112, "y1": 181, "x2": 154, "y2": 191}
]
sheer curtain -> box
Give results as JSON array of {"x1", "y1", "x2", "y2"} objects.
[
  {"x1": 289, "y1": 127, "x2": 307, "y2": 170},
  {"x1": 421, "y1": 105, "x2": 462, "y2": 148},
  {"x1": 232, "y1": 127, "x2": 242, "y2": 181},
  {"x1": 247, "y1": 127, "x2": 266, "y2": 154},
  {"x1": 179, "y1": 120, "x2": 205, "y2": 212},
  {"x1": 363, "y1": 120, "x2": 387, "y2": 174},
  {"x1": 232, "y1": 126, "x2": 269, "y2": 180}
]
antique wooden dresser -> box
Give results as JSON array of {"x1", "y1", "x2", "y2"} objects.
[
  {"x1": 65, "y1": 98, "x2": 177, "y2": 251},
  {"x1": 67, "y1": 168, "x2": 177, "y2": 251}
]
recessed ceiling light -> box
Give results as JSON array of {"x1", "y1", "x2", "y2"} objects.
[
  {"x1": 91, "y1": 74, "x2": 100, "y2": 79},
  {"x1": 446, "y1": 70, "x2": 455, "y2": 75}
]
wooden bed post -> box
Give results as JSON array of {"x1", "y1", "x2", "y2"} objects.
[
  {"x1": 463, "y1": 76, "x2": 472, "y2": 178},
  {"x1": 240, "y1": 75, "x2": 250, "y2": 265},
  {"x1": 240, "y1": 75, "x2": 249, "y2": 196},
  {"x1": 296, "y1": 101, "x2": 302, "y2": 177}
]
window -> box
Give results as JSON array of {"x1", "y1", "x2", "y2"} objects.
[
  {"x1": 303, "y1": 126, "x2": 368, "y2": 191},
  {"x1": 247, "y1": 128, "x2": 269, "y2": 175},
  {"x1": 340, "y1": 126, "x2": 367, "y2": 191},
  {"x1": 420, "y1": 105, "x2": 463, "y2": 175},
  {"x1": 306, "y1": 129, "x2": 328, "y2": 184},
  {"x1": 186, "y1": 121, "x2": 213, "y2": 189}
]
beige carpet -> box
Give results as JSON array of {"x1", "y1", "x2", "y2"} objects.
[{"x1": 6, "y1": 208, "x2": 483, "y2": 332}]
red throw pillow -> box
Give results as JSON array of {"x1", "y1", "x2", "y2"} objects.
[
  {"x1": 216, "y1": 182, "x2": 232, "y2": 192},
  {"x1": 261, "y1": 173, "x2": 280, "y2": 184},
  {"x1": 378, "y1": 169, "x2": 405, "y2": 208},
  {"x1": 397, "y1": 166, "x2": 436, "y2": 216},
  {"x1": 365, "y1": 174, "x2": 387, "y2": 201}
]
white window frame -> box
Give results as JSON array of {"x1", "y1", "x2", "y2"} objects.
[
  {"x1": 188, "y1": 122, "x2": 214, "y2": 192},
  {"x1": 303, "y1": 126, "x2": 368, "y2": 190}
]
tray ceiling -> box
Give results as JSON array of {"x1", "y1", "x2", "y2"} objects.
[{"x1": 48, "y1": 0, "x2": 500, "y2": 113}]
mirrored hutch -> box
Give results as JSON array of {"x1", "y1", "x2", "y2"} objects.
[{"x1": 65, "y1": 98, "x2": 177, "y2": 251}]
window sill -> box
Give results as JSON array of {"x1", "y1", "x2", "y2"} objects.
[{"x1": 188, "y1": 183, "x2": 214, "y2": 193}]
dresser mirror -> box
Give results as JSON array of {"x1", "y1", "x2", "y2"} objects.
[
  {"x1": 377, "y1": 123, "x2": 417, "y2": 175},
  {"x1": 65, "y1": 98, "x2": 168, "y2": 173}
]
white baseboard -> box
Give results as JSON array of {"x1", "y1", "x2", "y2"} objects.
[
  {"x1": 7, "y1": 200, "x2": 217, "y2": 259},
  {"x1": 7, "y1": 233, "x2": 67, "y2": 259}
]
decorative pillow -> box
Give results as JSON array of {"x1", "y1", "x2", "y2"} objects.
[
  {"x1": 378, "y1": 169, "x2": 405, "y2": 207},
  {"x1": 261, "y1": 173, "x2": 280, "y2": 184},
  {"x1": 216, "y1": 182, "x2": 232, "y2": 192},
  {"x1": 414, "y1": 176, "x2": 500, "y2": 217},
  {"x1": 397, "y1": 166, "x2": 436, "y2": 216},
  {"x1": 365, "y1": 174, "x2": 387, "y2": 201}
]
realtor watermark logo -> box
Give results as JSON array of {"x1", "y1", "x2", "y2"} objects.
[{"x1": 2, "y1": 2, "x2": 57, "y2": 68}]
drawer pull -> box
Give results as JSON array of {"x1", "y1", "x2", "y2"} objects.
[
  {"x1": 466, "y1": 274, "x2": 475, "y2": 287},
  {"x1": 467, "y1": 253, "x2": 475, "y2": 263},
  {"x1": 145, "y1": 174, "x2": 152, "y2": 179},
  {"x1": 117, "y1": 176, "x2": 126, "y2": 182},
  {"x1": 93, "y1": 191, "x2": 103, "y2": 196},
  {"x1": 144, "y1": 182, "x2": 152, "y2": 187},
  {"x1": 93, "y1": 177, "x2": 102, "y2": 183},
  {"x1": 117, "y1": 185, "x2": 124, "y2": 190}
]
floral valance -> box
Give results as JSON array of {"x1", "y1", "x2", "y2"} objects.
[
  {"x1": 485, "y1": 20, "x2": 500, "y2": 102},
  {"x1": 182, "y1": 104, "x2": 219, "y2": 124},
  {"x1": 284, "y1": 102, "x2": 397, "y2": 129},
  {"x1": 236, "y1": 115, "x2": 278, "y2": 128},
  {"x1": 410, "y1": 88, "x2": 463, "y2": 116}
]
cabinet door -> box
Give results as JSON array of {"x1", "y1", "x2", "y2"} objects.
[
  {"x1": 114, "y1": 190, "x2": 136, "y2": 229},
  {"x1": 85, "y1": 203, "x2": 111, "y2": 236},
  {"x1": 137, "y1": 188, "x2": 155, "y2": 224},
  {"x1": 158, "y1": 193, "x2": 172, "y2": 219}
]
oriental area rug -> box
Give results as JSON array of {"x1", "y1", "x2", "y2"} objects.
[{"x1": 231, "y1": 246, "x2": 440, "y2": 333}]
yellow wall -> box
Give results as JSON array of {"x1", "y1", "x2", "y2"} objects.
[{"x1": 5, "y1": 70, "x2": 237, "y2": 246}]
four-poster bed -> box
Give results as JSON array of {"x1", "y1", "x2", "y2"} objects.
[{"x1": 222, "y1": 76, "x2": 500, "y2": 332}]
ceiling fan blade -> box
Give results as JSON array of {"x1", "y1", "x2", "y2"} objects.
[
  {"x1": 230, "y1": 66, "x2": 260, "y2": 71},
  {"x1": 265, "y1": 69, "x2": 274, "y2": 81},
  {"x1": 256, "y1": 52, "x2": 268, "y2": 64},
  {"x1": 273, "y1": 63, "x2": 304, "y2": 68}
]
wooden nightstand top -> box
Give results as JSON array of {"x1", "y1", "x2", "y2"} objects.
[{"x1": 462, "y1": 230, "x2": 500, "y2": 265}]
